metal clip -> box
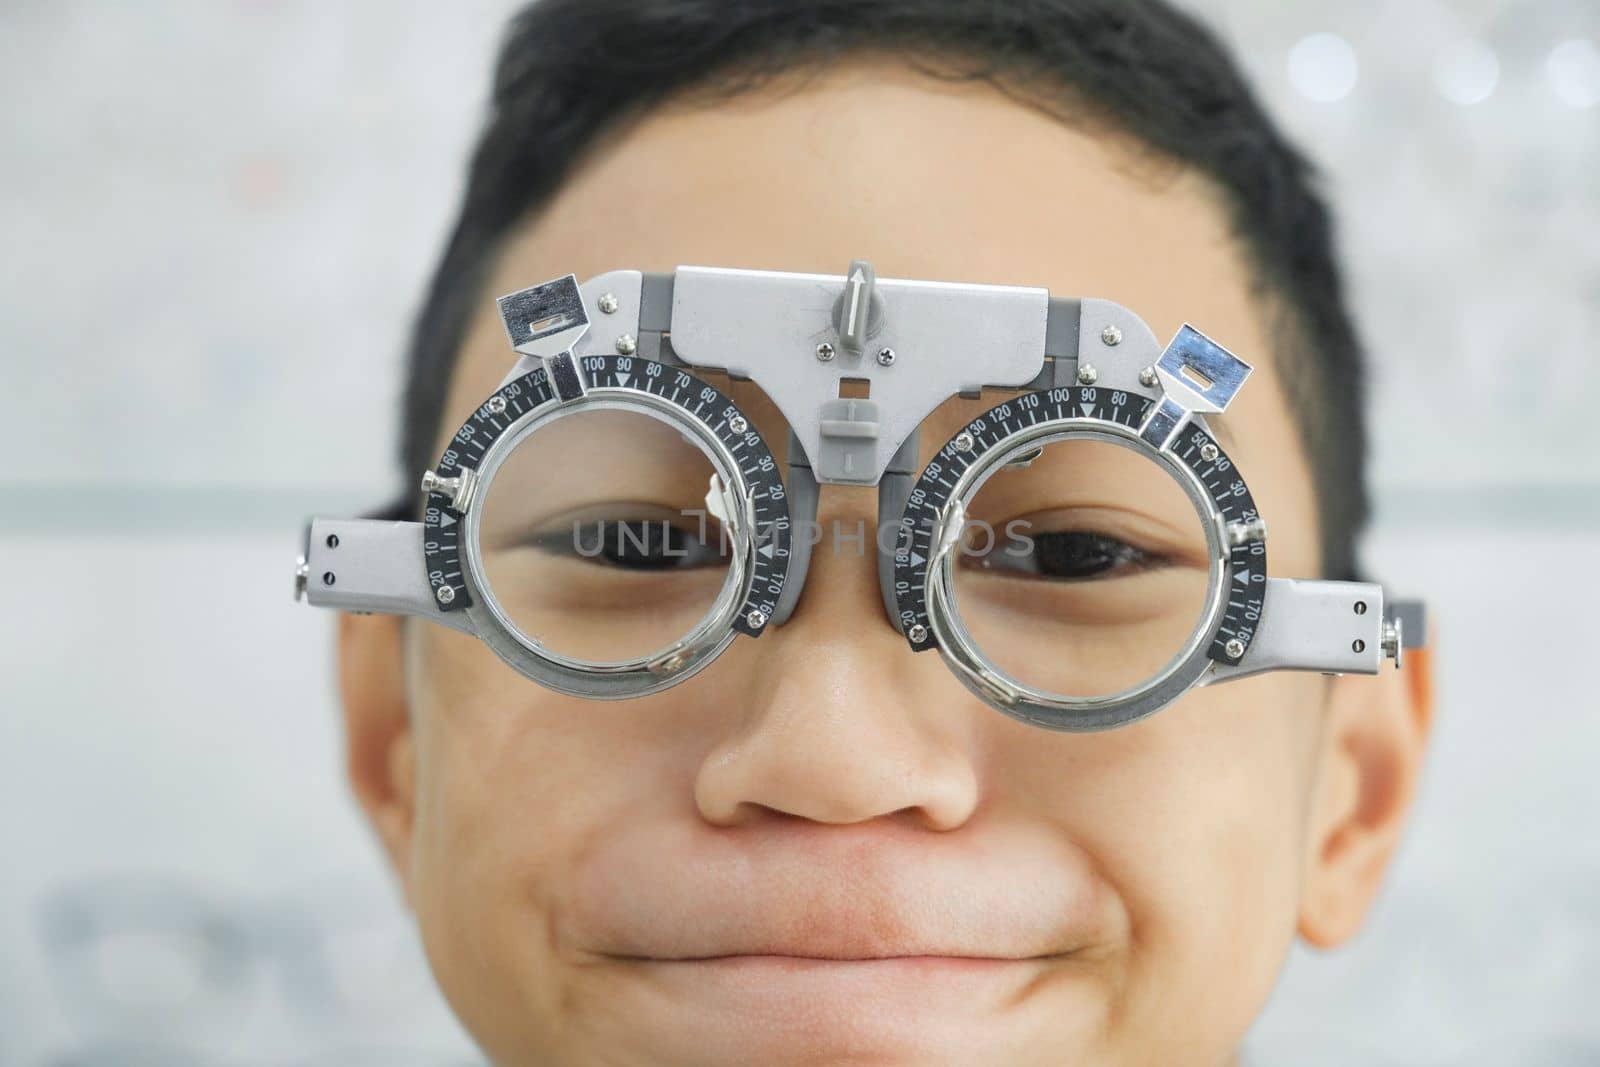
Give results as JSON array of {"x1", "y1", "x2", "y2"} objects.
[
  {"x1": 1139, "y1": 325, "x2": 1253, "y2": 451},
  {"x1": 497, "y1": 273, "x2": 592, "y2": 402}
]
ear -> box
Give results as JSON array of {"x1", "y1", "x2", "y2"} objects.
[
  {"x1": 1298, "y1": 636, "x2": 1436, "y2": 947},
  {"x1": 336, "y1": 612, "x2": 419, "y2": 907}
]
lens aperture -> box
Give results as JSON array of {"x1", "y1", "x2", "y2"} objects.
[
  {"x1": 946, "y1": 436, "x2": 1214, "y2": 699},
  {"x1": 476, "y1": 407, "x2": 741, "y2": 663}
]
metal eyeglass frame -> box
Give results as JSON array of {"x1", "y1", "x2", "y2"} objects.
[{"x1": 296, "y1": 261, "x2": 1426, "y2": 731}]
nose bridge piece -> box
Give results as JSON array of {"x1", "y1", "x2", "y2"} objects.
[
  {"x1": 768, "y1": 426, "x2": 921, "y2": 633},
  {"x1": 768, "y1": 258, "x2": 904, "y2": 631}
]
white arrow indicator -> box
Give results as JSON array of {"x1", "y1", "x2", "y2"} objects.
[
  {"x1": 758, "y1": 542, "x2": 775, "y2": 558},
  {"x1": 1079, "y1": 402, "x2": 1095, "y2": 417},
  {"x1": 440, "y1": 512, "x2": 456, "y2": 527},
  {"x1": 1233, "y1": 569, "x2": 1249, "y2": 584}
]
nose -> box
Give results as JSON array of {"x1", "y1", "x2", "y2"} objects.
[{"x1": 693, "y1": 487, "x2": 982, "y2": 831}]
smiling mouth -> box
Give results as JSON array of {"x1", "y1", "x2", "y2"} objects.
[{"x1": 607, "y1": 951, "x2": 1072, "y2": 964}]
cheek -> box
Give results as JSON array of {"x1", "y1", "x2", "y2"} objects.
[
  {"x1": 400, "y1": 623, "x2": 679, "y2": 1059},
  {"x1": 993, "y1": 670, "x2": 1322, "y2": 1055}
]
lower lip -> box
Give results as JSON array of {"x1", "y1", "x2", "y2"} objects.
[
  {"x1": 601, "y1": 953, "x2": 1094, "y2": 1061},
  {"x1": 625, "y1": 952, "x2": 1055, "y2": 1004}
]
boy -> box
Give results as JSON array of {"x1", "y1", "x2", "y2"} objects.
[{"x1": 335, "y1": 2, "x2": 1433, "y2": 1063}]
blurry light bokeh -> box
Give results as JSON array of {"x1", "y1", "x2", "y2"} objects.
[
  {"x1": 1287, "y1": 31, "x2": 1360, "y2": 102},
  {"x1": 1547, "y1": 37, "x2": 1600, "y2": 108},
  {"x1": 1433, "y1": 39, "x2": 1500, "y2": 105}
]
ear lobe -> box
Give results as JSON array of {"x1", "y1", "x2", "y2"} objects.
[
  {"x1": 337, "y1": 612, "x2": 418, "y2": 906},
  {"x1": 1298, "y1": 640, "x2": 1436, "y2": 948}
]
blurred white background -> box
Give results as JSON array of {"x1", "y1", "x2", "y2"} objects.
[{"x1": 1, "y1": 2, "x2": 1597, "y2": 1064}]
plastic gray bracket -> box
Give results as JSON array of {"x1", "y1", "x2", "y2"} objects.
[
  {"x1": 813, "y1": 396, "x2": 882, "y2": 482},
  {"x1": 1042, "y1": 295, "x2": 1081, "y2": 389},
  {"x1": 1387, "y1": 599, "x2": 1428, "y2": 648},
  {"x1": 874, "y1": 431, "x2": 924, "y2": 630},
  {"x1": 770, "y1": 430, "x2": 819, "y2": 626},
  {"x1": 635, "y1": 270, "x2": 677, "y2": 364}
]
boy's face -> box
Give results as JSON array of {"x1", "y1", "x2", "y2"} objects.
[{"x1": 339, "y1": 61, "x2": 1431, "y2": 1067}]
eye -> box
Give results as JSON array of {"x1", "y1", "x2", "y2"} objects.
[
  {"x1": 530, "y1": 515, "x2": 729, "y2": 571},
  {"x1": 959, "y1": 527, "x2": 1164, "y2": 581}
]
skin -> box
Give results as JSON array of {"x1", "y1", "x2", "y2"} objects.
[{"x1": 337, "y1": 58, "x2": 1434, "y2": 1066}]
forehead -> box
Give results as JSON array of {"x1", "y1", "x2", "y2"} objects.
[
  {"x1": 457, "y1": 58, "x2": 1271, "y2": 385},
  {"x1": 440, "y1": 57, "x2": 1318, "y2": 567}
]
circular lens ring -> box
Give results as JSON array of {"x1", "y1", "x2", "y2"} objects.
[
  {"x1": 927, "y1": 427, "x2": 1224, "y2": 728},
  {"x1": 468, "y1": 397, "x2": 749, "y2": 675},
  {"x1": 421, "y1": 355, "x2": 792, "y2": 700},
  {"x1": 893, "y1": 384, "x2": 1268, "y2": 730}
]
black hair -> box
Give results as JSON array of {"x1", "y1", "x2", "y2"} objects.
[{"x1": 396, "y1": 0, "x2": 1370, "y2": 580}]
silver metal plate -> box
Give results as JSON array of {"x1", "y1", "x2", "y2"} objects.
[
  {"x1": 668, "y1": 265, "x2": 1050, "y2": 485},
  {"x1": 302, "y1": 518, "x2": 476, "y2": 634},
  {"x1": 1202, "y1": 577, "x2": 1385, "y2": 684}
]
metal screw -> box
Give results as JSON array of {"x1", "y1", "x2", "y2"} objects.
[
  {"x1": 322, "y1": 571, "x2": 336, "y2": 587},
  {"x1": 1077, "y1": 362, "x2": 1099, "y2": 385},
  {"x1": 435, "y1": 584, "x2": 456, "y2": 605},
  {"x1": 876, "y1": 347, "x2": 896, "y2": 367},
  {"x1": 1225, "y1": 638, "x2": 1245, "y2": 659},
  {"x1": 908, "y1": 623, "x2": 928, "y2": 643},
  {"x1": 615, "y1": 334, "x2": 637, "y2": 355},
  {"x1": 1225, "y1": 516, "x2": 1268, "y2": 547},
  {"x1": 1200, "y1": 443, "x2": 1219, "y2": 462},
  {"x1": 1352, "y1": 638, "x2": 1366, "y2": 654},
  {"x1": 953, "y1": 431, "x2": 975, "y2": 453},
  {"x1": 1381, "y1": 619, "x2": 1403, "y2": 669},
  {"x1": 597, "y1": 292, "x2": 619, "y2": 314},
  {"x1": 1101, "y1": 325, "x2": 1123, "y2": 346},
  {"x1": 1354, "y1": 600, "x2": 1367, "y2": 615},
  {"x1": 816, "y1": 342, "x2": 836, "y2": 362},
  {"x1": 746, "y1": 609, "x2": 768, "y2": 629},
  {"x1": 487, "y1": 395, "x2": 507, "y2": 415},
  {"x1": 421, "y1": 467, "x2": 478, "y2": 512},
  {"x1": 728, "y1": 414, "x2": 748, "y2": 434},
  {"x1": 1139, "y1": 366, "x2": 1158, "y2": 387}
]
